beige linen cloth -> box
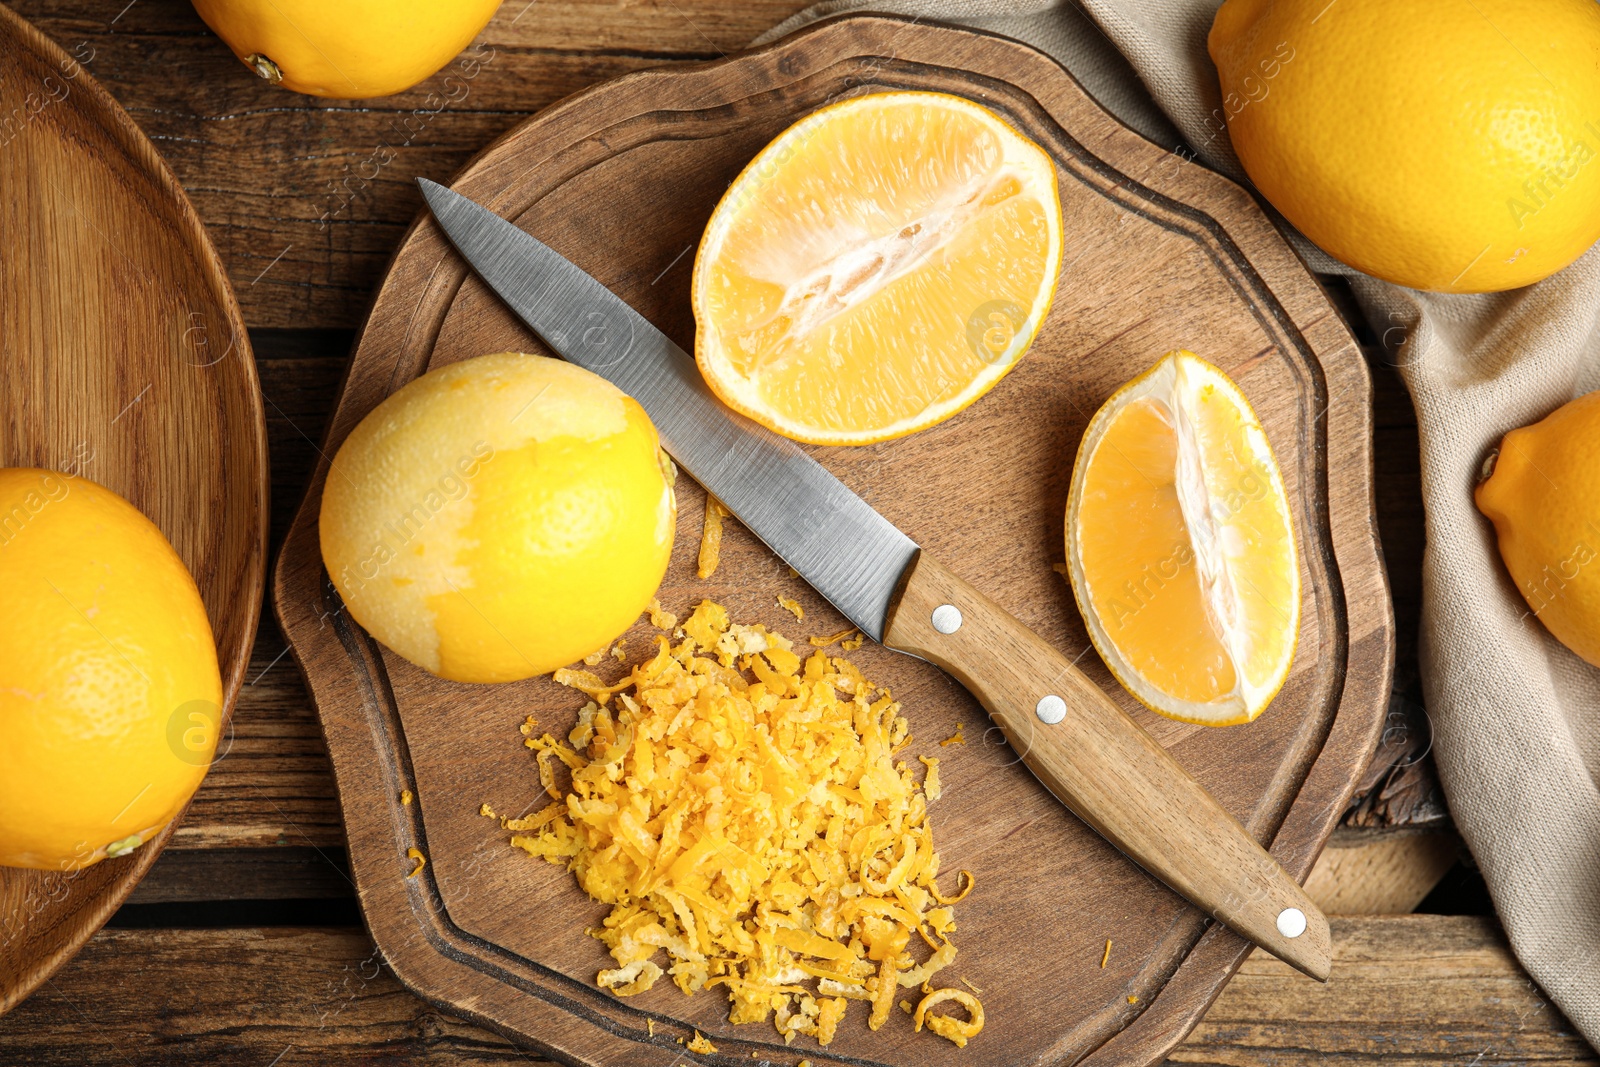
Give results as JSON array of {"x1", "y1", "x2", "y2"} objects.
[{"x1": 760, "y1": 0, "x2": 1600, "y2": 1046}]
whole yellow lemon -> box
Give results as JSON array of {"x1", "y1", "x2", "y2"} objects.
[
  {"x1": 0, "y1": 469, "x2": 223, "y2": 871},
  {"x1": 190, "y1": 0, "x2": 502, "y2": 99},
  {"x1": 320, "y1": 353, "x2": 677, "y2": 684},
  {"x1": 1209, "y1": 0, "x2": 1600, "y2": 292},
  {"x1": 1476, "y1": 391, "x2": 1600, "y2": 665}
]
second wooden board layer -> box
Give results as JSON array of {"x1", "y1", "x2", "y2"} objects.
[{"x1": 276, "y1": 14, "x2": 1393, "y2": 1067}]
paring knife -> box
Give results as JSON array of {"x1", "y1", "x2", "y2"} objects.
[{"x1": 417, "y1": 177, "x2": 1332, "y2": 982}]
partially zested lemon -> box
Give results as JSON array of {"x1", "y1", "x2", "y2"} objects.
[
  {"x1": 1065, "y1": 351, "x2": 1299, "y2": 726},
  {"x1": 319, "y1": 353, "x2": 677, "y2": 684},
  {"x1": 692, "y1": 91, "x2": 1063, "y2": 445}
]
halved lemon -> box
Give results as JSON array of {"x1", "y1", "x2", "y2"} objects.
[
  {"x1": 691, "y1": 91, "x2": 1063, "y2": 445},
  {"x1": 1065, "y1": 351, "x2": 1300, "y2": 726}
]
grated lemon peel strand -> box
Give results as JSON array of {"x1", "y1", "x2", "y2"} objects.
[
  {"x1": 808, "y1": 627, "x2": 857, "y2": 648},
  {"x1": 914, "y1": 988, "x2": 984, "y2": 1048},
  {"x1": 698, "y1": 498, "x2": 732, "y2": 579},
  {"x1": 506, "y1": 599, "x2": 982, "y2": 1049}
]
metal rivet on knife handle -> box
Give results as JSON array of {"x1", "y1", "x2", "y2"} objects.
[
  {"x1": 881, "y1": 551, "x2": 1332, "y2": 982},
  {"x1": 931, "y1": 603, "x2": 963, "y2": 634},
  {"x1": 1036, "y1": 694, "x2": 1067, "y2": 724}
]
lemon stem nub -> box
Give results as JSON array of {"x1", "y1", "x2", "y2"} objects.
[
  {"x1": 106, "y1": 834, "x2": 143, "y2": 859},
  {"x1": 1478, "y1": 448, "x2": 1499, "y2": 484},
  {"x1": 245, "y1": 53, "x2": 284, "y2": 85}
]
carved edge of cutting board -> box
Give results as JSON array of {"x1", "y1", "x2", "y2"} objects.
[
  {"x1": 272, "y1": 13, "x2": 1394, "y2": 1066},
  {"x1": 0, "y1": 1, "x2": 268, "y2": 1019}
]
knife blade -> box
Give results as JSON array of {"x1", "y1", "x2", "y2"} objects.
[{"x1": 417, "y1": 177, "x2": 1332, "y2": 981}]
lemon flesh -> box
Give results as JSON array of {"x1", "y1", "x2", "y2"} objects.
[
  {"x1": 319, "y1": 353, "x2": 677, "y2": 684},
  {"x1": 693, "y1": 91, "x2": 1063, "y2": 445},
  {"x1": 1066, "y1": 352, "x2": 1299, "y2": 726}
]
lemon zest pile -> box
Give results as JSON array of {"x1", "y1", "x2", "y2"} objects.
[
  {"x1": 506, "y1": 600, "x2": 980, "y2": 1048},
  {"x1": 686, "y1": 1032, "x2": 717, "y2": 1054},
  {"x1": 698, "y1": 497, "x2": 732, "y2": 579}
]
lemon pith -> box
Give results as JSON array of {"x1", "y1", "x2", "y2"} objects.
[
  {"x1": 319, "y1": 353, "x2": 677, "y2": 684},
  {"x1": 0, "y1": 469, "x2": 223, "y2": 870},
  {"x1": 692, "y1": 90, "x2": 1064, "y2": 445},
  {"x1": 1065, "y1": 352, "x2": 1300, "y2": 726}
]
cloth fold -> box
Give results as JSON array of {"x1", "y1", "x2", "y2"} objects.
[{"x1": 762, "y1": 0, "x2": 1600, "y2": 1047}]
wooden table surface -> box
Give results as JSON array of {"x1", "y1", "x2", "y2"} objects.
[{"x1": 0, "y1": 1, "x2": 1593, "y2": 1063}]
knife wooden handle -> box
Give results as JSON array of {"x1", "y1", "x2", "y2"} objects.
[{"x1": 882, "y1": 551, "x2": 1331, "y2": 981}]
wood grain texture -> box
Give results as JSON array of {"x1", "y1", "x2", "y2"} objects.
[
  {"x1": 169, "y1": 333, "x2": 347, "y2": 852},
  {"x1": 1173, "y1": 915, "x2": 1596, "y2": 1067},
  {"x1": 10, "y1": 0, "x2": 1442, "y2": 851},
  {"x1": 123, "y1": 829, "x2": 1455, "y2": 913},
  {"x1": 884, "y1": 553, "x2": 1331, "y2": 978},
  {"x1": 125, "y1": 848, "x2": 352, "y2": 904},
  {"x1": 271, "y1": 15, "x2": 1393, "y2": 1067},
  {"x1": 0, "y1": 918, "x2": 1589, "y2": 1067},
  {"x1": 167, "y1": 329, "x2": 1434, "y2": 857},
  {"x1": 0, "y1": 0, "x2": 267, "y2": 1017},
  {"x1": 1301, "y1": 830, "x2": 1459, "y2": 916},
  {"x1": 6, "y1": 0, "x2": 815, "y2": 331}
]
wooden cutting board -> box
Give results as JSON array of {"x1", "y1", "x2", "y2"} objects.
[
  {"x1": 0, "y1": 2, "x2": 267, "y2": 1017},
  {"x1": 274, "y1": 14, "x2": 1393, "y2": 1066}
]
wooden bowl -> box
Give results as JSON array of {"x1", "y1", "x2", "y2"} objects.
[
  {"x1": 0, "y1": 3, "x2": 268, "y2": 1017},
  {"x1": 275, "y1": 15, "x2": 1392, "y2": 1066}
]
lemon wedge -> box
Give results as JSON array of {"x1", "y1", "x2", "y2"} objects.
[{"x1": 1065, "y1": 351, "x2": 1299, "y2": 725}]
